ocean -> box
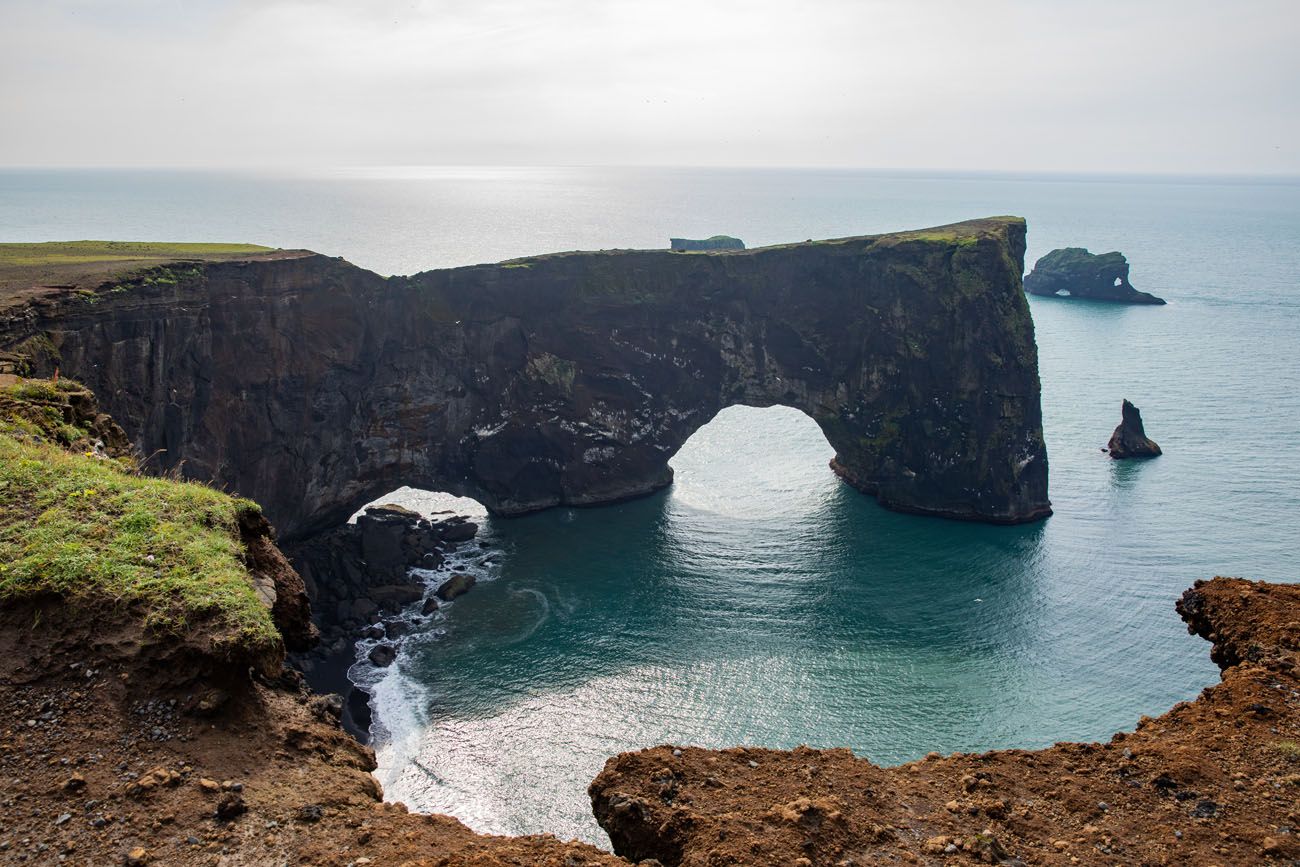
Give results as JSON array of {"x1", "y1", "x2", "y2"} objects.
[{"x1": 3, "y1": 166, "x2": 1298, "y2": 845}]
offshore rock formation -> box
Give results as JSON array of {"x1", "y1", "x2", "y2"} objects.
[
  {"x1": 0, "y1": 217, "x2": 1050, "y2": 539},
  {"x1": 591, "y1": 577, "x2": 1300, "y2": 866},
  {"x1": 1024, "y1": 247, "x2": 1166, "y2": 304},
  {"x1": 670, "y1": 235, "x2": 746, "y2": 251},
  {"x1": 1107, "y1": 398, "x2": 1162, "y2": 458}
]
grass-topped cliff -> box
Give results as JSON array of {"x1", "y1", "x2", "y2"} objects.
[
  {"x1": 0, "y1": 376, "x2": 278, "y2": 648},
  {"x1": 0, "y1": 240, "x2": 301, "y2": 305}
]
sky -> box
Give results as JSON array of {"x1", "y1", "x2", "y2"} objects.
[{"x1": 1, "y1": 0, "x2": 1297, "y2": 174}]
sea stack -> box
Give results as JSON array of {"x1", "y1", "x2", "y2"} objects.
[
  {"x1": 1107, "y1": 399, "x2": 1162, "y2": 458},
  {"x1": 1024, "y1": 248, "x2": 1166, "y2": 304}
]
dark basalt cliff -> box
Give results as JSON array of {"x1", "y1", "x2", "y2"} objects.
[
  {"x1": 1024, "y1": 247, "x2": 1166, "y2": 304},
  {"x1": 0, "y1": 217, "x2": 1050, "y2": 539}
]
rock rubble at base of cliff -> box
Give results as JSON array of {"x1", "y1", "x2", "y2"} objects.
[{"x1": 285, "y1": 503, "x2": 489, "y2": 738}]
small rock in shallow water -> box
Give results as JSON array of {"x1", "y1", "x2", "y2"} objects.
[
  {"x1": 435, "y1": 572, "x2": 476, "y2": 602},
  {"x1": 368, "y1": 644, "x2": 397, "y2": 667}
]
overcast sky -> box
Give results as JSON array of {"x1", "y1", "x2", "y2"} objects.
[{"x1": 2, "y1": 0, "x2": 1296, "y2": 173}]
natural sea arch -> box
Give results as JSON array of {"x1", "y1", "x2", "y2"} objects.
[{"x1": 6, "y1": 217, "x2": 1050, "y2": 539}]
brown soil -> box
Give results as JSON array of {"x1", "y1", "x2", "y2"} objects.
[
  {"x1": 0, "y1": 597, "x2": 624, "y2": 866},
  {"x1": 591, "y1": 578, "x2": 1300, "y2": 866}
]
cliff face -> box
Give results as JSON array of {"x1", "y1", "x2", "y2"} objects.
[{"x1": 0, "y1": 217, "x2": 1050, "y2": 539}]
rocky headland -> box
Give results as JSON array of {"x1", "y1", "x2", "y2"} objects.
[
  {"x1": 0, "y1": 218, "x2": 1052, "y2": 539},
  {"x1": 1024, "y1": 248, "x2": 1167, "y2": 304}
]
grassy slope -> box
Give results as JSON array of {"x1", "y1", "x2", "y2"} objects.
[
  {"x1": 0, "y1": 379, "x2": 276, "y2": 645},
  {"x1": 0, "y1": 240, "x2": 286, "y2": 301}
]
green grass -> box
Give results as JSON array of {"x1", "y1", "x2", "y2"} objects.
[
  {"x1": 1275, "y1": 740, "x2": 1300, "y2": 762},
  {"x1": 0, "y1": 381, "x2": 277, "y2": 645},
  {"x1": 0, "y1": 241, "x2": 274, "y2": 268}
]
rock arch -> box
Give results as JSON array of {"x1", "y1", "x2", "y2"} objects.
[{"x1": 4, "y1": 217, "x2": 1050, "y2": 539}]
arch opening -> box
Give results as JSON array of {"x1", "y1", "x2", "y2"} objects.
[{"x1": 666, "y1": 404, "x2": 837, "y2": 517}]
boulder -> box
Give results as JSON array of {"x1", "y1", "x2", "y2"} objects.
[
  {"x1": 438, "y1": 519, "x2": 479, "y2": 543},
  {"x1": 436, "y1": 572, "x2": 477, "y2": 602},
  {"x1": 369, "y1": 584, "x2": 424, "y2": 610},
  {"x1": 1025, "y1": 248, "x2": 1166, "y2": 304},
  {"x1": 1107, "y1": 400, "x2": 1162, "y2": 458},
  {"x1": 367, "y1": 644, "x2": 397, "y2": 667}
]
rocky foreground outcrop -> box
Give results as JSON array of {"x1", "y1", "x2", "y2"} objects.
[
  {"x1": 591, "y1": 577, "x2": 1300, "y2": 865},
  {"x1": 0, "y1": 218, "x2": 1051, "y2": 538},
  {"x1": 1107, "y1": 399, "x2": 1163, "y2": 459},
  {"x1": 1024, "y1": 248, "x2": 1166, "y2": 304}
]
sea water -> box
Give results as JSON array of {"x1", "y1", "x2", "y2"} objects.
[{"x1": 3, "y1": 167, "x2": 1298, "y2": 845}]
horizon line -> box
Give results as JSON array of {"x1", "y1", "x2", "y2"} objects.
[{"x1": 1, "y1": 163, "x2": 1298, "y2": 182}]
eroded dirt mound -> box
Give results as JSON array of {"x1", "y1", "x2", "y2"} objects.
[
  {"x1": 591, "y1": 578, "x2": 1300, "y2": 866},
  {"x1": 0, "y1": 597, "x2": 625, "y2": 866}
]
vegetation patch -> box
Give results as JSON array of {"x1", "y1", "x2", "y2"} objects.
[{"x1": 0, "y1": 379, "x2": 276, "y2": 645}]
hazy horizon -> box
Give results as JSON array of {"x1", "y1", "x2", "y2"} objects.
[{"x1": 3, "y1": 0, "x2": 1297, "y2": 175}]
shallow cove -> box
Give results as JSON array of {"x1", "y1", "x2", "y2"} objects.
[{"x1": 369, "y1": 401, "x2": 1221, "y2": 846}]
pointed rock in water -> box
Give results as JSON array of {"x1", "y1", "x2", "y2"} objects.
[
  {"x1": 1024, "y1": 248, "x2": 1166, "y2": 304},
  {"x1": 1108, "y1": 400, "x2": 1162, "y2": 458}
]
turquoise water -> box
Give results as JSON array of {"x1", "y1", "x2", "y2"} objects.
[{"x1": 3, "y1": 168, "x2": 1298, "y2": 845}]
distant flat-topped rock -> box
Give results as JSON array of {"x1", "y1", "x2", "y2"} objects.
[
  {"x1": 670, "y1": 235, "x2": 745, "y2": 251},
  {"x1": 1107, "y1": 399, "x2": 1162, "y2": 458},
  {"x1": 1024, "y1": 247, "x2": 1166, "y2": 304}
]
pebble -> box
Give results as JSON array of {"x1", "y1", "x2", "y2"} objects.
[{"x1": 54, "y1": 813, "x2": 71, "y2": 825}]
